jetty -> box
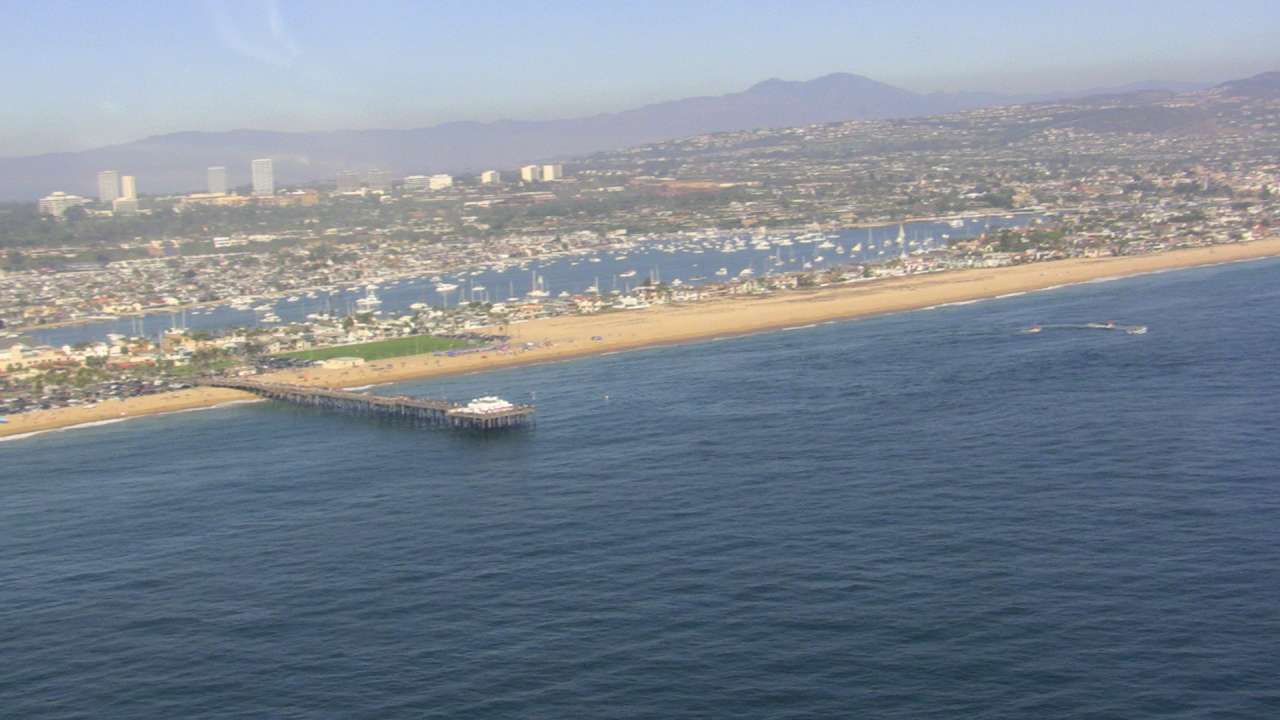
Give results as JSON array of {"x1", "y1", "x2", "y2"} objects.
[{"x1": 197, "y1": 378, "x2": 534, "y2": 431}]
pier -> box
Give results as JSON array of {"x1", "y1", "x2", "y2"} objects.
[{"x1": 198, "y1": 378, "x2": 535, "y2": 431}]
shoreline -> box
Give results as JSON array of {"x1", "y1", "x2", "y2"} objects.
[{"x1": 5, "y1": 238, "x2": 1279, "y2": 440}]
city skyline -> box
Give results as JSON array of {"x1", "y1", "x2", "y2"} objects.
[{"x1": 2, "y1": 0, "x2": 1277, "y2": 157}]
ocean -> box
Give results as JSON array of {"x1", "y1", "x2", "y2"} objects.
[{"x1": 4, "y1": 258, "x2": 1280, "y2": 717}]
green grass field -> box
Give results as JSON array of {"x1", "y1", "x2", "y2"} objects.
[{"x1": 280, "y1": 335, "x2": 471, "y2": 362}]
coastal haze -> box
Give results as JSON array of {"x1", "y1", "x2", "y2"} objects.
[
  {"x1": 0, "y1": 73, "x2": 1213, "y2": 200},
  {"x1": 4, "y1": 1, "x2": 1280, "y2": 717}
]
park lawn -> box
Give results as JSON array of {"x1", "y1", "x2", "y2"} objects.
[{"x1": 280, "y1": 334, "x2": 471, "y2": 362}]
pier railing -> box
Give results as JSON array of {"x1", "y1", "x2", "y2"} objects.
[{"x1": 197, "y1": 378, "x2": 534, "y2": 431}]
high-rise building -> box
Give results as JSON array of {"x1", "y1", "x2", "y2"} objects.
[
  {"x1": 480, "y1": 170, "x2": 501, "y2": 185},
  {"x1": 520, "y1": 164, "x2": 540, "y2": 183},
  {"x1": 120, "y1": 175, "x2": 137, "y2": 200},
  {"x1": 207, "y1": 166, "x2": 228, "y2": 195},
  {"x1": 251, "y1": 158, "x2": 274, "y2": 197},
  {"x1": 336, "y1": 170, "x2": 362, "y2": 193},
  {"x1": 97, "y1": 170, "x2": 120, "y2": 204},
  {"x1": 38, "y1": 192, "x2": 90, "y2": 218},
  {"x1": 428, "y1": 174, "x2": 454, "y2": 190},
  {"x1": 366, "y1": 169, "x2": 393, "y2": 192},
  {"x1": 542, "y1": 164, "x2": 564, "y2": 182}
]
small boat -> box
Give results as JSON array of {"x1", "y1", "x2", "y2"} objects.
[
  {"x1": 356, "y1": 291, "x2": 382, "y2": 311},
  {"x1": 715, "y1": 267, "x2": 729, "y2": 276}
]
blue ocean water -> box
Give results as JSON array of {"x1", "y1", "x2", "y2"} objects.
[{"x1": 4, "y1": 258, "x2": 1280, "y2": 718}]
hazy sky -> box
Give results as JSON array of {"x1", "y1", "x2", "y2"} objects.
[{"x1": 3, "y1": 0, "x2": 1277, "y2": 157}]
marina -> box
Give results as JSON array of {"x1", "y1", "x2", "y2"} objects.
[{"x1": 23, "y1": 214, "x2": 1039, "y2": 347}]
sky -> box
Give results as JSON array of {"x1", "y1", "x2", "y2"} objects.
[{"x1": 2, "y1": 0, "x2": 1277, "y2": 157}]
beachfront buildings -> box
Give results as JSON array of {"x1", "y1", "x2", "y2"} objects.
[
  {"x1": 252, "y1": 158, "x2": 274, "y2": 197},
  {"x1": 541, "y1": 164, "x2": 564, "y2": 181},
  {"x1": 428, "y1": 174, "x2": 454, "y2": 190},
  {"x1": 97, "y1": 170, "x2": 120, "y2": 204},
  {"x1": 481, "y1": 170, "x2": 501, "y2": 185},
  {"x1": 520, "y1": 165, "x2": 540, "y2": 183}
]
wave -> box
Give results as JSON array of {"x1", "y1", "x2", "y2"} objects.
[
  {"x1": 0, "y1": 417, "x2": 131, "y2": 443},
  {"x1": 0, "y1": 399, "x2": 263, "y2": 444}
]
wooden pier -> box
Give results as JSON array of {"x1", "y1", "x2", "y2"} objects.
[{"x1": 197, "y1": 378, "x2": 535, "y2": 431}]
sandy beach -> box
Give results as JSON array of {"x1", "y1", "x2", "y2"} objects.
[{"x1": 5, "y1": 238, "x2": 1278, "y2": 439}]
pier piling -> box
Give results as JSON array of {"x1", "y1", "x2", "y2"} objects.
[{"x1": 197, "y1": 378, "x2": 534, "y2": 431}]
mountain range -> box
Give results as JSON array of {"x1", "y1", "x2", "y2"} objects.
[{"x1": 0, "y1": 73, "x2": 1242, "y2": 201}]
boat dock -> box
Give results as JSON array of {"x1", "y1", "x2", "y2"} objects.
[{"x1": 197, "y1": 378, "x2": 535, "y2": 431}]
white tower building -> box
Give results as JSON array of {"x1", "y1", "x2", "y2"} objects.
[
  {"x1": 207, "y1": 166, "x2": 228, "y2": 194},
  {"x1": 251, "y1": 158, "x2": 275, "y2": 196},
  {"x1": 97, "y1": 170, "x2": 120, "y2": 204}
]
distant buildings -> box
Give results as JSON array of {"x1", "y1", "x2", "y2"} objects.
[
  {"x1": 38, "y1": 192, "x2": 90, "y2": 218},
  {"x1": 176, "y1": 193, "x2": 250, "y2": 210},
  {"x1": 336, "y1": 170, "x2": 362, "y2": 193},
  {"x1": 120, "y1": 175, "x2": 137, "y2": 200},
  {"x1": 520, "y1": 165, "x2": 540, "y2": 183},
  {"x1": 97, "y1": 170, "x2": 120, "y2": 204},
  {"x1": 542, "y1": 164, "x2": 564, "y2": 181},
  {"x1": 402, "y1": 175, "x2": 430, "y2": 192},
  {"x1": 251, "y1": 158, "x2": 274, "y2": 197},
  {"x1": 480, "y1": 170, "x2": 501, "y2": 185},
  {"x1": 207, "y1": 166, "x2": 228, "y2": 195},
  {"x1": 365, "y1": 169, "x2": 393, "y2": 192},
  {"x1": 400, "y1": 174, "x2": 453, "y2": 191}
]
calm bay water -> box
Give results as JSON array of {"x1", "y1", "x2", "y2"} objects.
[
  {"x1": 28, "y1": 214, "x2": 1036, "y2": 347},
  {"x1": 4, "y1": 258, "x2": 1280, "y2": 717}
]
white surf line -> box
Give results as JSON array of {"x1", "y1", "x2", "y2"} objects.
[{"x1": 0, "y1": 398, "x2": 264, "y2": 444}]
